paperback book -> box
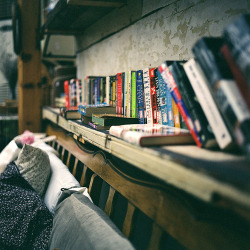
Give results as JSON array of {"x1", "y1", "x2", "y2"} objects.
[
  {"x1": 88, "y1": 122, "x2": 111, "y2": 131},
  {"x1": 109, "y1": 124, "x2": 194, "y2": 146}
]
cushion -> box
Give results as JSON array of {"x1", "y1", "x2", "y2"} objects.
[
  {"x1": 16, "y1": 144, "x2": 51, "y2": 197},
  {"x1": 49, "y1": 192, "x2": 135, "y2": 250},
  {"x1": 43, "y1": 152, "x2": 80, "y2": 213},
  {"x1": 0, "y1": 140, "x2": 21, "y2": 174}
]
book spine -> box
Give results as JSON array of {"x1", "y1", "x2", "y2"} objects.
[
  {"x1": 183, "y1": 58, "x2": 232, "y2": 149},
  {"x1": 64, "y1": 80, "x2": 70, "y2": 109},
  {"x1": 100, "y1": 77, "x2": 103, "y2": 104},
  {"x1": 143, "y1": 68, "x2": 153, "y2": 124},
  {"x1": 122, "y1": 72, "x2": 125, "y2": 115},
  {"x1": 116, "y1": 73, "x2": 123, "y2": 115},
  {"x1": 97, "y1": 77, "x2": 101, "y2": 104},
  {"x1": 154, "y1": 68, "x2": 162, "y2": 124},
  {"x1": 149, "y1": 68, "x2": 158, "y2": 124},
  {"x1": 70, "y1": 79, "x2": 77, "y2": 107},
  {"x1": 156, "y1": 69, "x2": 168, "y2": 125},
  {"x1": 126, "y1": 71, "x2": 131, "y2": 117},
  {"x1": 172, "y1": 98, "x2": 180, "y2": 128},
  {"x1": 106, "y1": 76, "x2": 110, "y2": 105},
  {"x1": 159, "y1": 62, "x2": 202, "y2": 147},
  {"x1": 76, "y1": 79, "x2": 82, "y2": 106},
  {"x1": 166, "y1": 84, "x2": 174, "y2": 127},
  {"x1": 124, "y1": 72, "x2": 127, "y2": 116},
  {"x1": 171, "y1": 61, "x2": 216, "y2": 148},
  {"x1": 131, "y1": 71, "x2": 137, "y2": 118},
  {"x1": 136, "y1": 70, "x2": 145, "y2": 124}
]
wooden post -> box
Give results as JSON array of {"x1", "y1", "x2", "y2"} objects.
[{"x1": 18, "y1": 0, "x2": 42, "y2": 133}]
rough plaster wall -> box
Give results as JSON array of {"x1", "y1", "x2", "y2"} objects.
[{"x1": 77, "y1": 0, "x2": 250, "y2": 80}]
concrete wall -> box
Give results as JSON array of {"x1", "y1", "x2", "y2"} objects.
[{"x1": 76, "y1": 0, "x2": 250, "y2": 80}]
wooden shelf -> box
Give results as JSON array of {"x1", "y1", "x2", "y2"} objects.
[
  {"x1": 42, "y1": 106, "x2": 250, "y2": 221},
  {"x1": 41, "y1": 0, "x2": 126, "y2": 35}
]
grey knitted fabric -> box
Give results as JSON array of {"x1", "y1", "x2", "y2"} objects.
[{"x1": 16, "y1": 144, "x2": 51, "y2": 197}]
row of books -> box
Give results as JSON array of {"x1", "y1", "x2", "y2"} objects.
[{"x1": 62, "y1": 14, "x2": 250, "y2": 158}]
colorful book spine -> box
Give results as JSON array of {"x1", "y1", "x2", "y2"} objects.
[
  {"x1": 183, "y1": 58, "x2": 233, "y2": 149},
  {"x1": 154, "y1": 68, "x2": 162, "y2": 125},
  {"x1": 76, "y1": 79, "x2": 82, "y2": 106},
  {"x1": 149, "y1": 68, "x2": 158, "y2": 124},
  {"x1": 93, "y1": 78, "x2": 98, "y2": 105},
  {"x1": 143, "y1": 68, "x2": 153, "y2": 124},
  {"x1": 131, "y1": 71, "x2": 137, "y2": 118},
  {"x1": 100, "y1": 77, "x2": 103, "y2": 104},
  {"x1": 166, "y1": 84, "x2": 174, "y2": 127},
  {"x1": 159, "y1": 61, "x2": 202, "y2": 147},
  {"x1": 106, "y1": 76, "x2": 110, "y2": 105},
  {"x1": 156, "y1": 69, "x2": 168, "y2": 125},
  {"x1": 122, "y1": 72, "x2": 125, "y2": 115},
  {"x1": 126, "y1": 71, "x2": 131, "y2": 117},
  {"x1": 172, "y1": 98, "x2": 180, "y2": 128},
  {"x1": 136, "y1": 70, "x2": 144, "y2": 124},
  {"x1": 116, "y1": 73, "x2": 123, "y2": 115},
  {"x1": 112, "y1": 75, "x2": 116, "y2": 108},
  {"x1": 64, "y1": 80, "x2": 70, "y2": 108}
]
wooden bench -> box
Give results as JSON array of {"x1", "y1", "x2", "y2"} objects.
[{"x1": 46, "y1": 127, "x2": 250, "y2": 250}]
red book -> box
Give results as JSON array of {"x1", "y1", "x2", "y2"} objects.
[
  {"x1": 64, "y1": 80, "x2": 70, "y2": 108},
  {"x1": 221, "y1": 44, "x2": 250, "y2": 109},
  {"x1": 116, "y1": 73, "x2": 122, "y2": 115},
  {"x1": 149, "y1": 68, "x2": 158, "y2": 124}
]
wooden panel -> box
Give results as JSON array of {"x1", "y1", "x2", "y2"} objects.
[
  {"x1": 104, "y1": 186, "x2": 116, "y2": 216},
  {"x1": 88, "y1": 173, "x2": 103, "y2": 205},
  {"x1": 148, "y1": 223, "x2": 163, "y2": 250},
  {"x1": 122, "y1": 202, "x2": 135, "y2": 238},
  {"x1": 18, "y1": 0, "x2": 42, "y2": 133}
]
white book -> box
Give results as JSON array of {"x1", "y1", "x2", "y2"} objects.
[
  {"x1": 106, "y1": 76, "x2": 110, "y2": 105},
  {"x1": 143, "y1": 68, "x2": 153, "y2": 124},
  {"x1": 126, "y1": 71, "x2": 131, "y2": 117},
  {"x1": 184, "y1": 58, "x2": 233, "y2": 149}
]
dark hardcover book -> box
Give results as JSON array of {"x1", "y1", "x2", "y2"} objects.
[
  {"x1": 136, "y1": 70, "x2": 144, "y2": 124},
  {"x1": 221, "y1": 43, "x2": 250, "y2": 109},
  {"x1": 223, "y1": 13, "x2": 250, "y2": 86},
  {"x1": 171, "y1": 61, "x2": 217, "y2": 148},
  {"x1": 60, "y1": 107, "x2": 81, "y2": 120},
  {"x1": 78, "y1": 104, "x2": 116, "y2": 117},
  {"x1": 149, "y1": 68, "x2": 158, "y2": 124},
  {"x1": 92, "y1": 113, "x2": 139, "y2": 126},
  {"x1": 109, "y1": 124, "x2": 194, "y2": 147},
  {"x1": 193, "y1": 37, "x2": 250, "y2": 156},
  {"x1": 154, "y1": 68, "x2": 162, "y2": 124}
]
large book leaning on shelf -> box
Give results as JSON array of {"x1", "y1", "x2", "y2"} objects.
[
  {"x1": 192, "y1": 37, "x2": 250, "y2": 156},
  {"x1": 183, "y1": 58, "x2": 234, "y2": 150},
  {"x1": 170, "y1": 61, "x2": 217, "y2": 148},
  {"x1": 92, "y1": 113, "x2": 139, "y2": 126},
  {"x1": 159, "y1": 61, "x2": 202, "y2": 148},
  {"x1": 223, "y1": 13, "x2": 250, "y2": 86},
  {"x1": 109, "y1": 124, "x2": 194, "y2": 146}
]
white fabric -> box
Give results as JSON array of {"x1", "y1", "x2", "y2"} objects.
[
  {"x1": 0, "y1": 140, "x2": 21, "y2": 174},
  {"x1": 44, "y1": 152, "x2": 80, "y2": 213}
]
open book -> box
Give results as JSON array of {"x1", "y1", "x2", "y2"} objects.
[{"x1": 109, "y1": 124, "x2": 194, "y2": 146}]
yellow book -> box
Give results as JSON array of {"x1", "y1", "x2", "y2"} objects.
[{"x1": 172, "y1": 98, "x2": 180, "y2": 128}]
